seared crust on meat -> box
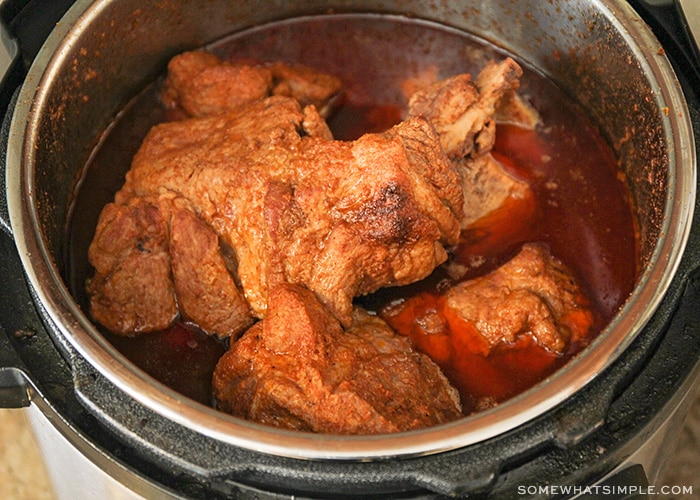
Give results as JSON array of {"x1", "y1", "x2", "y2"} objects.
[
  {"x1": 87, "y1": 196, "x2": 177, "y2": 335},
  {"x1": 98, "y1": 95, "x2": 462, "y2": 329},
  {"x1": 88, "y1": 52, "x2": 535, "y2": 346},
  {"x1": 161, "y1": 50, "x2": 341, "y2": 119},
  {"x1": 88, "y1": 194, "x2": 252, "y2": 337},
  {"x1": 444, "y1": 243, "x2": 594, "y2": 354},
  {"x1": 212, "y1": 283, "x2": 461, "y2": 434}
]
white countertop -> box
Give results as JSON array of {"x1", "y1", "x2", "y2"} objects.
[{"x1": 0, "y1": 408, "x2": 55, "y2": 500}]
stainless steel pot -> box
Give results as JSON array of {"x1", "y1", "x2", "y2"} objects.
[{"x1": 4, "y1": 0, "x2": 695, "y2": 461}]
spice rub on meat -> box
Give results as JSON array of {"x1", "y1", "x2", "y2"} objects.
[
  {"x1": 88, "y1": 51, "x2": 483, "y2": 336},
  {"x1": 88, "y1": 193, "x2": 253, "y2": 337},
  {"x1": 378, "y1": 243, "x2": 595, "y2": 413},
  {"x1": 444, "y1": 243, "x2": 594, "y2": 355},
  {"x1": 213, "y1": 283, "x2": 462, "y2": 434},
  {"x1": 161, "y1": 50, "x2": 343, "y2": 119},
  {"x1": 92, "y1": 96, "x2": 462, "y2": 334}
]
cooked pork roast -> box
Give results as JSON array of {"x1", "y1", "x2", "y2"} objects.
[
  {"x1": 85, "y1": 49, "x2": 592, "y2": 433},
  {"x1": 213, "y1": 283, "x2": 462, "y2": 434},
  {"x1": 88, "y1": 51, "x2": 526, "y2": 335}
]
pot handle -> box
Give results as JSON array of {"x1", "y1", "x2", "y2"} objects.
[
  {"x1": 0, "y1": 12, "x2": 18, "y2": 92},
  {"x1": 0, "y1": 327, "x2": 30, "y2": 408},
  {"x1": 0, "y1": 229, "x2": 33, "y2": 408}
]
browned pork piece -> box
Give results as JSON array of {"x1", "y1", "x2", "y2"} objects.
[
  {"x1": 87, "y1": 52, "x2": 533, "y2": 338},
  {"x1": 89, "y1": 93, "x2": 462, "y2": 333},
  {"x1": 212, "y1": 283, "x2": 462, "y2": 434},
  {"x1": 87, "y1": 193, "x2": 253, "y2": 337},
  {"x1": 444, "y1": 243, "x2": 594, "y2": 355},
  {"x1": 161, "y1": 50, "x2": 342, "y2": 118},
  {"x1": 407, "y1": 58, "x2": 536, "y2": 228},
  {"x1": 407, "y1": 58, "x2": 525, "y2": 159},
  {"x1": 87, "y1": 195, "x2": 176, "y2": 335}
]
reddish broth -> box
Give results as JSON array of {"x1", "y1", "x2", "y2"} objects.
[{"x1": 65, "y1": 14, "x2": 637, "y2": 411}]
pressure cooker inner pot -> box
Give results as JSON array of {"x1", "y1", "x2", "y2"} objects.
[
  {"x1": 66, "y1": 14, "x2": 638, "y2": 412},
  {"x1": 10, "y1": 0, "x2": 693, "y2": 458}
]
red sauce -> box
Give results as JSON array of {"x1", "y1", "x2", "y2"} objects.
[
  {"x1": 381, "y1": 290, "x2": 569, "y2": 410},
  {"x1": 65, "y1": 14, "x2": 638, "y2": 411},
  {"x1": 107, "y1": 323, "x2": 225, "y2": 405}
]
